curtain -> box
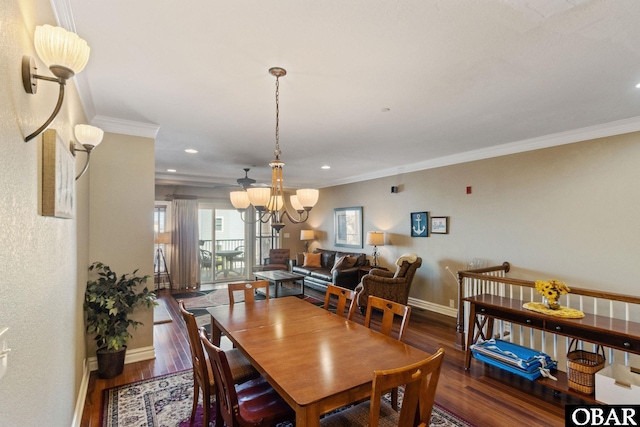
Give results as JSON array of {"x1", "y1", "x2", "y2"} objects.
[{"x1": 170, "y1": 199, "x2": 200, "y2": 289}]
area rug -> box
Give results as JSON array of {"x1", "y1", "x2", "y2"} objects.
[
  {"x1": 102, "y1": 370, "x2": 475, "y2": 427},
  {"x1": 172, "y1": 286, "x2": 324, "y2": 332}
]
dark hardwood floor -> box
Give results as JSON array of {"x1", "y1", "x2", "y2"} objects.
[{"x1": 81, "y1": 285, "x2": 586, "y2": 426}]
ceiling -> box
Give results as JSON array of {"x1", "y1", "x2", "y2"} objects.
[{"x1": 57, "y1": 0, "x2": 640, "y2": 190}]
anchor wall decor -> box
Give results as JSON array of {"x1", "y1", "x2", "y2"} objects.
[{"x1": 411, "y1": 211, "x2": 429, "y2": 237}]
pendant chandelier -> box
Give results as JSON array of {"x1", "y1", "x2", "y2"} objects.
[{"x1": 230, "y1": 67, "x2": 319, "y2": 232}]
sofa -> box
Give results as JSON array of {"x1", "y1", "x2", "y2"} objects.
[
  {"x1": 290, "y1": 248, "x2": 370, "y2": 292},
  {"x1": 355, "y1": 255, "x2": 422, "y2": 311}
]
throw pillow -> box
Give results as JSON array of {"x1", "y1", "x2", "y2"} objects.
[
  {"x1": 295, "y1": 252, "x2": 305, "y2": 266},
  {"x1": 303, "y1": 252, "x2": 322, "y2": 268},
  {"x1": 330, "y1": 255, "x2": 357, "y2": 274}
]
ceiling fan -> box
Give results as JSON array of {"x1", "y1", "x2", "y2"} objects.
[{"x1": 236, "y1": 168, "x2": 256, "y2": 190}]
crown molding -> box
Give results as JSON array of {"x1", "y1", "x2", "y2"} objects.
[
  {"x1": 91, "y1": 116, "x2": 160, "y2": 139},
  {"x1": 320, "y1": 116, "x2": 640, "y2": 188}
]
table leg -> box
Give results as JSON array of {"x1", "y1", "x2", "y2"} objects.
[
  {"x1": 211, "y1": 315, "x2": 222, "y2": 346},
  {"x1": 274, "y1": 280, "x2": 279, "y2": 298},
  {"x1": 464, "y1": 302, "x2": 476, "y2": 370},
  {"x1": 296, "y1": 405, "x2": 320, "y2": 427},
  {"x1": 301, "y1": 277, "x2": 305, "y2": 296}
]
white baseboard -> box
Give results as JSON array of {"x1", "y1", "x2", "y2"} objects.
[
  {"x1": 86, "y1": 345, "x2": 156, "y2": 372},
  {"x1": 71, "y1": 359, "x2": 90, "y2": 427},
  {"x1": 408, "y1": 297, "x2": 458, "y2": 318}
]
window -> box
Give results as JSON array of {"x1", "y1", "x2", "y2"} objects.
[{"x1": 216, "y1": 216, "x2": 223, "y2": 232}]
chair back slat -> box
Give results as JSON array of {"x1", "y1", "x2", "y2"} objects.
[
  {"x1": 323, "y1": 284, "x2": 357, "y2": 320},
  {"x1": 228, "y1": 280, "x2": 270, "y2": 304},
  {"x1": 364, "y1": 295, "x2": 411, "y2": 341}
]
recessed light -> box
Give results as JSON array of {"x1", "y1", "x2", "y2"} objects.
[
  {"x1": 167, "y1": 169, "x2": 177, "y2": 173},
  {"x1": 185, "y1": 148, "x2": 198, "y2": 154},
  {"x1": 321, "y1": 165, "x2": 331, "y2": 170}
]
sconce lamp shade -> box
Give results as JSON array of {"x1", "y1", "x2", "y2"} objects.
[
  {"x1": 230, "y1": 191, "x2": 251, "y2": 210},
  {"x1": 300, "y1": 230, "x2": 315, "y2": 241},
  {"x1": 34, "y1": 25, "x2": 90, "y2": 76},
  {"x1": 296, "y1": 189, "x2": 319, "y2": 209},
  {"x1": 366, "y1": 231, "x2": 385, "y2": 247},
  {"x1": 155, "y1": 232, "x2": 171, "y2": 244},
  {"x1": 74, "y1": 124, "x2": 103, "y2": 147}
]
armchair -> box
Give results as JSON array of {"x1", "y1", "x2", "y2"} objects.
[
  {"x1": 354, "y1": 255, "x2": 422, "y2": 310},
  {"x1": 261, "y1": 248, "x2": 290, "y2": 271}
]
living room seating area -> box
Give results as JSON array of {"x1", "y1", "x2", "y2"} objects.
[{"x1": 290, "y1": 248, "x2": 370, "y2": 292}]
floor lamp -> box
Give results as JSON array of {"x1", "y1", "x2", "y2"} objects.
[{"x1": 155, "y1": 232, "x2": 172, "y2": 287}]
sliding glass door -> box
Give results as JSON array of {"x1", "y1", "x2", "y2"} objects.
[{"x1": 198, "y1": 206, "x2": 250, "y2": 283}]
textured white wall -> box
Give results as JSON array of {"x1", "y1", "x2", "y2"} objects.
[
  {"x1": 315, "y1": 133, "x2": 640, "y2": 307},
  {"x1": 0, "y1": 0, "x2": 89, "y2": 425}
]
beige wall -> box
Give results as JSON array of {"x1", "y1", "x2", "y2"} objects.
[
  {"x1": 0, "y1": 1, "x2": 156, "y2": 424},
  {"x1": 88, "y1": 132, "x2": 156, "y2": 353},
  {"x1": 313, "y1": 133, "x2": 640, "y2": 309}
]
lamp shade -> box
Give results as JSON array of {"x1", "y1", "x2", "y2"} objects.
[
  {"x1": 247, "y1": 187, "x2": 271, "y2": 208},
  {"x1": 74, "y1": 124, "x2": 103, "y2": 147},
  {"x1": 230, "y1": 191, "x2": 250, "y2": 210},
  {"x1": 290, "y1": 195, "x2": 303, "y2": 212},
  {"x1": 266, "y1": 195, "x2": 284, "y2": 211},
  {"x1": 296, "y1": 189, "x2": 319, "y2": 209},
  {"x1": 155, "y1": 232, "x2": 170, "y2": 244},
  {"x1": 34, "y1": 25, "x2": 90, "y2": 74},
  {"x1": 300, "y1": 230, "x2": 315, "y2": 241},
  {"x1": 366, "y1": 231, "x2": 385, "y2": 246}
]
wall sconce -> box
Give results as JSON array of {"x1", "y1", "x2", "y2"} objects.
[
  {"x1": 366, "y1": 231, "x2": 385, "y2": 267},
  {"x1": 300, "y1": 229, "x2": 315, "y2": 252},
  {"x1": 22, "y1": 25, "x2": 90, "y2": 142},
  {"x1": 71, "y1": 124, "x2": 103, "y2": 180}
]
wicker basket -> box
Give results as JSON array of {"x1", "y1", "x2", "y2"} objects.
[{"x1": 566, "y1": 339, "x2": 606, "y2": 394}]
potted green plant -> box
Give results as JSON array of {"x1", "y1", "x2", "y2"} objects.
[{"x1": 84, "y1": 261, "x2": 157, "y2": 379}]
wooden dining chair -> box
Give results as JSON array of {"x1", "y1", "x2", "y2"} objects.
[
  {"x1": 178, "y1": 301, "x2": 258, "y2": 426},
  {"x1": 323, "y1": 284, "x2": 358, "y2": 320},
  {"x1": 227, "y1": 280, "x2": 270, "y2": 304},
  {"x1": 320, "y1": 348, "x2": 445, "y2": 427},
  {"x1": 364, "y1": 295, "x2": 412, "y2": 410},
  {"x1": 199, "y1": 327, "x2": 295, "y2": 427},
  {"x1": 364, "y1": 295, "x2": 412, "y2": 341}
]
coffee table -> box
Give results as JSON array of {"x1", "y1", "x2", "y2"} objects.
[{"x1": 254, "y1": 270, "x2": 305, "y2": 298}]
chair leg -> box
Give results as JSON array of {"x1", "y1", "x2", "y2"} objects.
[
  {"x1": 202, "y1": 387, "x2": 211, "y2": 427},
  {"x1": 191, "y1": 378, "x2": 199, "y2": 421},
  {"x1": 391, "y1": 387, "x2": 399, "y2": 412}
]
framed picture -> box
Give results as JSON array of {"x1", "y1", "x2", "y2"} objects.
[
  {"x1": 430, "y1": 216, "x2": 449, "y2": 234},
  {"x1": 334, "y1": 206, "x2": 363, "y2": 248},
  {"x1": 42, "y1": 129, "x2": 75, "y2": 218},
  {"x1": 410, "y1": 212, "x2": 429, "y2": 237}
]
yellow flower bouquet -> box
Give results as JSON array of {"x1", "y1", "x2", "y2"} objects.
[{"x1": 534, "y1": 279, "x2": 570, "y2": 309}]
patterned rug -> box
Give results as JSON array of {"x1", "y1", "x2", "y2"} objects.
[{"x1": 102, "y1": 370, "x2": 475, "y2": 427}]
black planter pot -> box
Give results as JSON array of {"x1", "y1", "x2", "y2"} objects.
[{"x1": 96, "y1": 346, "x2": 126, "y2": 379}]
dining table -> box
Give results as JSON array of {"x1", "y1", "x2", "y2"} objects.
[{"x1": 207, "y1": 296, "x2": 431, "y2": 427}]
